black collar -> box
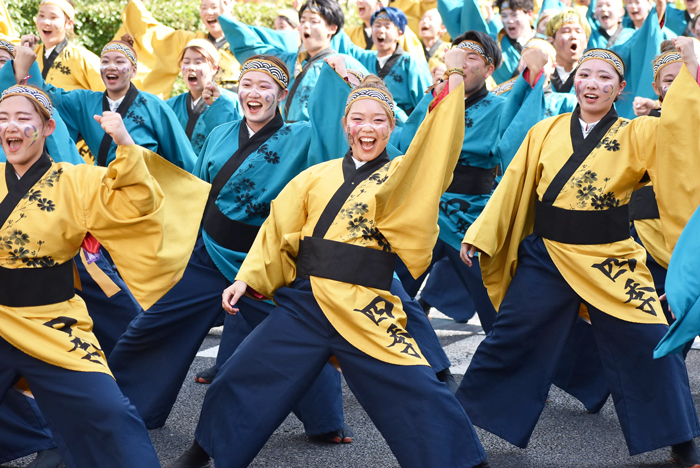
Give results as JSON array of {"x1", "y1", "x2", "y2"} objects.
[
  {"x1": 377, "y1": 46, "x2": 404, "y2": 80},
  {"x1": 464, "y1": 84, "x2": 489, "y2": 110},
  {"x1": 425, "y1": 39, "x2": 444, "y2": 59},
  {"x1": 207, "y1": 33, "x2": 227, "y2": 50},
  {"x1": 239, "y1": 110, "x2": 285, "y2": 149},
  {"x1": 2, "y1": 149, "x2": 53, "y2": 229},
  {"x1": 42, "y1": 38, "x2": 69, "y2": 79},
  {"x1": 341, "y1": 148, "x2": 391, "y2": 182},
  {"x1": 570, "y1": 104, "x2": 618, "y2": 148},
  {"x1": 551, "y1": 67, "x2": 575, "y2": 93}
]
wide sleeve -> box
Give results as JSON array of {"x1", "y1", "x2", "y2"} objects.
[
  {"x1": 0, "y1": 0, "x2": 17, "y2": 39},
  {"x1": 201, "y1": 89, "x2": 242, "y2": 131},
  {"x1": 438, "y1": 0, "x2": 502, "y2": 40},
  {"x1": 80, "y1": 144, "x2": 210, "y2": 309},
  {"x1": 45, "y1": 107, "x2": 85, "y2": 165},
  {"x1": 336, "y1": 33, "x2": 379, "y2": 70},
  {"x1": 235, "y1": 175, "x2": 309, "y2": 299},
  {"x1": 115, "y1": 0, "x2": 194, "y2": 98},
  {"x1": 151, "y1": 99, "x2": 198, "y2": 172},
  {"x1": 403, "y1": 56, "x2": 433, "y2": 110},
  {"x1": 647, "y1": 65, "x2": 700, "y2": 251},
  {"x1": 72, "y1": 46, "x2": 106, "y2": 92},
  {"x1": 373, "y1": 83, "x2": 465, "y2": 277},
  {"x1": 219, "y1": 15, "x2": 293, "y2": 64}
]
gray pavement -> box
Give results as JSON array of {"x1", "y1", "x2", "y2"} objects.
[{"x1": 4, "y1": 315, "x2": 700, "y2": 468}]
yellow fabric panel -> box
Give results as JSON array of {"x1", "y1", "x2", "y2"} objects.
[
  {"x1": 80, "y1": 249, "x2": 122, "y2": 298},
  {"x1": 239, "y1": 83, "x2": 464, "y2": 365},
  {"x1": 427, "y1": 43, "x2": 446, "y2": 70},
  {"x1": 654, "y1": 66, "x2": 700, "y2": 251},
  {"x1": 634, "y1": 217, "x2": 671, "y2": 269},
  {"x1": 389, "y1": 0, "x2": 452, "y2": 41},
  {"x1": 345, "y1": 23, "x2": 428, "y2": 61},
  {"x1": 116, "y1": 0, "x2": 240, "y2": 99},
  {"x1": 466, "y1": 68, "x2": 700, "y2": 324},
  {"x1": 35, "y1": 43, "x2": 105, "y2": 92},
  {"x1": 0, "y1": 0, "x2": 16, "y2": 39}
]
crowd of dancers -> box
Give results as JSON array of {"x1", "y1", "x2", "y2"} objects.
[{"x1": 1, "y1": 0, "x2": 700, "y2": 466}]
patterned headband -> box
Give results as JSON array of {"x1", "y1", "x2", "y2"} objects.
[
  {"x1": 40, "y1": 0, "x2": 75, "y2": 20},
  {"x1": 577, "y1": 49, "x2": 625, "y2": 77},
  {"x1": 523, "y1": 38, "x2": 556, "y2": 64},
  {"x1": 1, "y1": 85, "x2": 53, "y2": 117},
  {"x1": 101, "y1": 42, "x2": 137, "y2": 65},
  {"x1": 240, "y1": 59, "x2": 290, "y2": 89},
  {"x1": 492, "y1": 78, "x2": 515, "y2": 96},
  {"x1": 456, "y1": 40, "x2": 493, "y2": 65},
  {"x1": 0, "y1": 40, "x2": 14, "y2": 58},
  {"x1": 653, "y1": 52, "x2": 682, "y2": 80},
  {"x1": 374, "y1": 11, "x2": 393, "y2": 24},
  {"x1": 184, "y1": 39, "x2": 220, "y2": 66},
  {"x1": 347, "y1": 69, "x2": 367, "y2": 83},
  {"x1": 345, "y1": 88, "x2": 395, "y2": 117}
]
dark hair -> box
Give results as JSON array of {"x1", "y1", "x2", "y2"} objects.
[
  {"x1": 451, "y1": 30, "x2": 503, "y2": 70},
  {"x1": 299, "y1": 0, "x2": 345, "y2": 37},
  {"x1": 496, "y1": 0, "x2": 534, "y2": 13},
  {"x1": 659, "y1": 39, "x2": 678, "y2": 54}
]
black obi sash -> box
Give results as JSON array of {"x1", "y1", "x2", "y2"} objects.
[
  {"x1": 534, "y1": 107, "x2": 631, "y2": 245},
  {"x1": 629, "y1": 185, "x2": 660, "y2": 220},
  {"x1": 296, "y1": 150, "x2": 397, "y2": 291},
  {"x1": 202, "y1": 113, "x2": 284, "y2": 253},
  {"x1": 1, "y1": 152, "x2": 75, "y2": 306}
]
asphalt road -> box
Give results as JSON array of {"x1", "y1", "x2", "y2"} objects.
[{"x1": 4, "y1": 313, "x2": 700, "y2": 468}]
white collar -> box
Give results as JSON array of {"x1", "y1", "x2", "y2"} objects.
[
  {"x1": 44, "y1": 45, "x2": 56, "y2": 59},
  {"x1": 352, "y1": 156, "x2": 368, "y2": 169},
  {"x1": 555, "y1": 65, "x2": 573, "y2": 82},
  {"x1": 106, "y1": 95, "x2": 125, "y2": 113},
  {"x1": 579, "y1": 118, "x2": 600, "y2": 138},
  {"x1": 376, "y1": 54, "x2": 392, "y2": 68},
  {"x1": 191, "y1": 96, "x2": 202, "y2": 110},
  {"x1": 246, "y1": 123, "x2": 255, "y2": 138}
]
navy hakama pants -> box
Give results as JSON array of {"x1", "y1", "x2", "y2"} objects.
[
  {"x1": 195, "y1": 279, "x2": 487, "y2": 468},
  {"x1": 0, "y1": 337, "x2": 159, "y2": 468},
  {"x1": 0, "y1": 388, "x2": 54, "y2": 464},
  {"x1": 420, "y1": 257, "x2": 477, "y2": 323},
  {"x1": 456, "y1": 234, "x2": 700, "y2": 455},
  {"x1": 108, "y1": 237, "x2": 346, "y2": 433}
]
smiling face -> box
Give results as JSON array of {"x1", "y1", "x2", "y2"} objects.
[
  {"x1": 200, "y1": 0, "x2": 230, "y2": 39},
  {"x1": 594, "y1": 0, "x2": 624, "y2": 32},
  {"x1": 460, "y1": 50, "x2": 495, "y2": 95},
  {"x1": 35, "y1": 4, "x2": 73, "y2": 49},
  {"x1": 100, "y1": 51, "x2": 137, "y2": 98},
  {"x1": 299, "y1": 11, "x2": 337, "y2": 56},
  {"x1": 357, "y1": 0, "x2": 382, "y2": 25},
  {"x1": 238, "y1": 70, "x2": 287, "y2": 132},
  {"x1": 181, "y1": 48, "x2": 217, "y2": 99},
  {"x1": 625, "y1": 0, "x2": 652, "y2": 28},
  {"x1": 0, "y1": 49, "x2": 13, "y2": 69},
  {"x1": 343, "y1": 98, "x2": 394, "y2": 162},
  {"x1": 0, "y1": 96, "x2": 55, "y2": 176},
  {"x1": 372, "y1": 19, "x2": 402, "y2": 57},
  {"x1": 553, "y1": 23, "x2": 587, "y2": 69},
  {"x1": 652, "y1": 61, "x2": 682, "y2": 99},
  {"x1": 574, "y1": 59, "x2": 625, "y2": 121},
  {"x1": 419, "y1": 10, "x2": 446, "y2": 43},
  {"x1": 500, "y1": 8, "x2": 534, "y2": 40}
]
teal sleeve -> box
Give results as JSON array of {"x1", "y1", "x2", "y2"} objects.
[
  {"x1": 394, "y1": 91, "x2": 432, "y2": 152},
  {"x1": 152, "y1": 99, "x2": 198, "y2": 172},
  {"x1": 247, "y1": 24, "x2": 299, "y2": 55},
  {"x1": 337, "y1": 32, "x2": 379, "y2": 70},
  {"x1": 202, "y1": 89, "x2": 242, "y2": 131},
  {"x1": 405, "y1": 57, "x2": 433, "y2": 110},
  {"x1": 440, "y1": 0, "x2": 502, "y2": 40},
  {"x1": 219, "y1": 14, "x2": 296, "y2": 65}
]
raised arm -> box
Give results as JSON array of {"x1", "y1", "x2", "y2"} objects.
[
  {"x1": 438, "y1": 0, "x2": 502, "y2": 40},
  {"x1": 219, "y1": 14, "x2": 295, "y2": 64}
]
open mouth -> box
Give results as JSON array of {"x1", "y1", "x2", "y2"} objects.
[
  {"x1": 376, "y1": 34, "x2": 386, "y2": 44},
  {"x1": 5, "y1": 137, "x2": 23, "y2": 152},
  {"x1": 205, "y1": 17, "x2": 219, "y2": 27},
  {"x1": 359, "y1": 137, "x2": 376, "y2": 151},
  {"x1": 358, "y1": 6, "x2": 366, "y2": 15},
  {"x1": 506, "y1": 25, "x2": 518, "y2": 35},
  {"x1": 187, "y1": 72, "x2": 198, "y2": 85},
  {"x1": 246, "y1": 101, "x2": 263, "y2": 113},
  {"x1": 303, "y1": 31, "x2": 311, "y2": 40},
  {"x1": 570, "y1": 42, "x2": 578, "y2": 52},
  {"x1": 600, "y1": 13, "x2": 610, "y2": 22},
  {"x1": 583, "y1": 93, "x2": 599, "y2": 103},
  {"x1": 104, "y1": 72, "x2": 119, "y2": 85},
  {"x1": 41, "y1": 29, "x2": 53, "y2": 37}
]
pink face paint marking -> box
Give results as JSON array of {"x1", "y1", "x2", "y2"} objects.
[{"x1": 575, "y1": 80, "x2": 584, "y2": 100}]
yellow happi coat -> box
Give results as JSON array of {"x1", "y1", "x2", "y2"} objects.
[
  {"x1": 115, "y1": 0, "x2": 241, "y2": 99},
  {"x1": 464, "y1": 66, "x2": 700, "y2": 325},
  {"x1": 0, "y1": 145, "x2": 209, "y2": 375},
  {"x1": 35, "y1": 42, "x2": 105, "y2": 92},
  {"x1": 633, "y1": 183, "x2": 671, "y2": 269},
  {"x1": 345, "y1": 23, "x2": 428, "y2": 61},
  {"x1": 237, "y1": 84, "x2": 464, "y2": 366}
]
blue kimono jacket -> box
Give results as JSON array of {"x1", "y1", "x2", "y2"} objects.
[
  {"x1": 664, "y1": 5, "x2": 693, "y2": 36},
  {"x1": 437, "y1": 0, "x2": 524, "y2": 84},
  {"x1": 393, "y1": 84, "x2": 535, "y2": 251},
  {"x1": 166, "y1": 89, "x2": 242, "y2": 155},
  {"x1": 339, "y1": 39, "x2": 433, "y2": 116},
  {"x1": 218, "y1": 15, "x2": 368, "y2": 123},
  {"x1": 0, "y1": 61, "x2": 197, "y2": 172},
  {"x1": 195, "y1": 63, "x2": 357, "y2": 282}
]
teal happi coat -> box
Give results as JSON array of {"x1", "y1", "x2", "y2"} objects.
[
  {"x1": 195, "y1": 63, "x2": 359, "y2": 282},
  {"x1": 0, "y1": 60, "x2": 196, "y2": 172},
  {"x1": 393, "y1": 83, "x2": 535, "y2": 250},
  {"x1": 166, "y1": 89, "x2": 242, "y2": 154},
  {"x1": 664, "y1": 5, "x2": 693, "y2": 36},
  {"x1": 218, "y1": 15, "x2": 368, "y2": 123},
  {"x1": 437, "y1": 0, "x2": 524, "y2": 84}
]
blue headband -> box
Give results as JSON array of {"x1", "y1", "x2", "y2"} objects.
[{"x1": 371, "y1": 7, "x2": 407, "y2": 33}]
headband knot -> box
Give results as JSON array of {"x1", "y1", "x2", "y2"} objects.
[
  {"x1": 1, "y1": 85, "x2": 53, "y2": 117},
  {"x1": 240, "y1": 59, "x2": 290, "y2": 89}
]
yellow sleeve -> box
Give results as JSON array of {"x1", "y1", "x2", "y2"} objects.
[
  {"x1": 116, "y1": 0, "x2": 194, "y2": 98},
  {"x1": 647, "y1": 65, "x2": 700, "y2": 251},
  {"x1": 78, "y1": 145, "x2": 210, "y2": 310},
  {"x1": 236, "y1": 175, "x2": 309, "y2": 300},
  {"x1": 72, "y1": 46, "x2": 106, "y2": 92},
  {"x1": 374, "y1": 83, "x2": 465, "y2": 277},
  {"x1": 0, "y1": 0, "x2": 16, "y2": 39},
  {"x1": 399, "y1": 26, "x2": 428, "y2": 61},
  {"x1": 345, "y1": 25, "x2": 368, "y2": 49}
]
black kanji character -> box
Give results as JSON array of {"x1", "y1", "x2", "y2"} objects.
[
  {"x1": 386, "y1": 324, "x2": 421, "y2": 358},
  {"x1": 354, "y1": 297, "x2": 395, "y2": 326},
  {"x1": 591, "y1": 258, "x2": 637, "y2": 282}
]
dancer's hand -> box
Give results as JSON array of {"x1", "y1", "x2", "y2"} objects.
[
  {"x1": 20, "y1": 34, "x2": 40, "y2": 49},
  {"x1": 222, "y1": 280, "x2": 247, "y2": 314},
  {"x1": 94, "y1": 112, "x2": 134, "y2": 146},
  {"x1": 460, "y1": 243, "x2": 479, "y2": 267},
  {"x1": 633, "y1": 97, "x2": 656, "y2": 116},
  {"x1": 202, "y1": 81, "x2": 221, "y2": 106}
]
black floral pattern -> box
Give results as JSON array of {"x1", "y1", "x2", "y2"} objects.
[
  {"x1": 37, "y1": 199, "x2": 55, "y2": 212},
  {"x1": 347, "y1": 216, "x2": 370, "y2": 235},
  {"x1": 576, "y1": 184, "x2": 596, "y2": 201},
  {"x1": 603, "y1": 138, "x2": 620, "y2": 152},
  {"x1": 591, "y1": 191, "x2": 621, "y2": 210}
]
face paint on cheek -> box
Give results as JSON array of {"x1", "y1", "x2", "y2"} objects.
[
  {"x1": 662, "y1": 84, "x2": 669, "y2": 97},
  {"x1": 602, "y1": 84, "x2": 614, "y2": 102},
  {"x1": 23, "y1": 125, "x2": 39, "y2": 147},
  {"x1": 575, "y1": 80, "x2": 584, "y2": 100},
  {"x1": 346, "y1": 125, "x2": 355, "y2": 145}
]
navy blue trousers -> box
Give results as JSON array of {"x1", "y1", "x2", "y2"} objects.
[
  {"x1": 456, "y1": 234, "x2": 700, "y2": 455},
  {"x1": 0, "y1": 337, "x2": 159, "y2": 468},
  {"x1": 108, "y1": 237, "x2": 345, "y2": 433},
  {"x1": 0, "y1": 250, "x2": 143, "y2": 463},
  {"x1": 195, "y1": 280, "x2": 487, "y2": 468}
]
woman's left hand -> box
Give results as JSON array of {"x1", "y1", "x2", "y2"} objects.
[
  {"x1": 94, "y1": 112, "x2": 134, "y2": 146},
  {"x1": 202, "y1": 81, "x2": 221, "y2": 106}
]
